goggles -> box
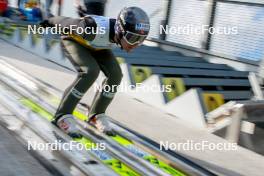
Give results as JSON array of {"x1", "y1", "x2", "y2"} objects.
[{"x1": 123, "y1": 31, "x2": 147, "y2": 45}]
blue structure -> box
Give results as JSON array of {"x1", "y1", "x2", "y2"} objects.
[{"x1": 18, "y1": 0, "x2": 42, "y2": 22}]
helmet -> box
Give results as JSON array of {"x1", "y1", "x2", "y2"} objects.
[
  {"x1": 115, "y1": 7, "x2": 150, "y2": 45},
  {"x1": 19, "y1": 0, "x2": 42, "y2": 22},
  {"x1": 0, "y1": 0, "x2": 8, "y2": 14},
  {"x1": 19, "y1": 0, "x2": 38, "y2": 9}
]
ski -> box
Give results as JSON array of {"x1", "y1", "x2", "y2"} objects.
[{"x1": 20, "y1": 98, "x2": 141, "y2": 176}]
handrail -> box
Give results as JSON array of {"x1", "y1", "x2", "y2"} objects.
[{"x1": 147, "y1": 38, "x2": 259, "y2": 66}]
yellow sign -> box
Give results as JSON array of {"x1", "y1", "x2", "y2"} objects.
[
  {"x1": 162, "y1": 78, "x2": 186, "y2": 102},
  {"x1": 130, "y1": 66, "x2": 152, "y2": 84},
  {"x1": 203, "y1": 93, "x2": 225, "y2": 112}
]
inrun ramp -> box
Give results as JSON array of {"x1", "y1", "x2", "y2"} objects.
[{"x1": 0, "y1": 43, "x2": 214, "y2": 175}]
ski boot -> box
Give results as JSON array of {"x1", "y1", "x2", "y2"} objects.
[
  {"x1": 87, "y1": 114, "x2": 116, "y2": 136},
  {"x1": 53, "y1": 114, "x2": 82, "y2": 138}
]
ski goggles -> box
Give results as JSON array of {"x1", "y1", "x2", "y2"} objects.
[{"x1": 123, "y1": 31, "x2": 147, "y2": 45}]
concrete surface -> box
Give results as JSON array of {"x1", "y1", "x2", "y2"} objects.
[{"x1": 1, "y1": 39, "x2": 264, "y2": 176}]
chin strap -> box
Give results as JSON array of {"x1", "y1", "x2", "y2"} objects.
[
  {"x1": 114, "y1": 36, "x2": 123, "y2": 50},
  {"x1": 115, "y1": 32, "x2": 123, "y2": 50},
  {"x1": 119, "y1": 43, "x2": 123, "y2": 50},
  {"x1": 114, "y1": 20, "x2": 124, "y2": 50},
  {"x1": 118, "y1": 37, "x2": 123, "y2": 50}
]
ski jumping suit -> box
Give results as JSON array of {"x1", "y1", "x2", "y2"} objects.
[{"x1": 47, "y1": 15, "x2": 123, "y2": 122}]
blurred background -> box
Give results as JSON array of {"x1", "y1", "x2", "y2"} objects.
[{"x1": 0, "y1": 1, "x2": 264, "y2": 175}]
